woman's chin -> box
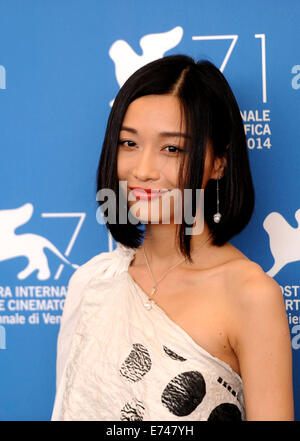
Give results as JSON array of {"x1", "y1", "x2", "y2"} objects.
[{"x1": 128, "y1": 200, "x2": 175, "y2": 225}]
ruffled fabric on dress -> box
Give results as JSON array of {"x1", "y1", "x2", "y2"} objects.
[{"x1": 51, "y1": 243, "x2": 246, "y2": 421}]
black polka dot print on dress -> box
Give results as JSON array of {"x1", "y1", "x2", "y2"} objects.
[
  {"x1": 208, "y1": 403, "x2": 242, "y2": 421},
  {"x1": 120, "y1": 398, "x2": 145, "y2": 421},
  {"x1": 120, "y1": 343, "x2": 152, "y2": 382},
  {"x1": 161, "y1": 371, "x2": 206, "y2": 416},
  {"x1": 163, "y1": 345, "x2": 187, "y2": 361}
]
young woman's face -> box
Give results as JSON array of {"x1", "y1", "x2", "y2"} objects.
[{"x1": 117, "y1": 94, "x2": 217, "y2": 224}]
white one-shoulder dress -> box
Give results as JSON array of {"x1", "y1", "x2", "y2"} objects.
[{"x1": 51, "y1": 243, "x2": 246, "y2": 421}]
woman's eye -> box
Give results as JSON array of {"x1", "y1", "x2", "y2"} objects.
[
  {"x1": 118, "y1": 140, "x2": 136, "y2": 148},
  {"x1": 163, "y1": 145, "x2": 183, "y2": 153}
]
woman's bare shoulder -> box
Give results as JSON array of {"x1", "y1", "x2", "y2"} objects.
[
  {"x1": 223, "y1": 249, "x2": 288, "y2": 358},
  {"x1": 211, "y1": 241, "x2": 282, "y2": 305},
  {"x1": 224, "y1": 250, "x2": 283, "y2": 311}
]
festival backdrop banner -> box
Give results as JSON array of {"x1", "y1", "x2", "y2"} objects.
[{"x1": 0, "y1": 0, "x2": 299, "y2": 420}]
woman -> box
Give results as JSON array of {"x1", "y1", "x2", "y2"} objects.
[{"x1": 51, "y1": 54, "x2": 294, "y2": 421}]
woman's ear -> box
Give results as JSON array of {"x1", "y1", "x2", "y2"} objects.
[{"x1": 211, "y1": 153, "x2": 227, "y2": 179}]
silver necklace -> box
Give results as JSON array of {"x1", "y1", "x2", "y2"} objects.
[{"x1": 142, "y1": 233, "x2": 213, "y2": 310}]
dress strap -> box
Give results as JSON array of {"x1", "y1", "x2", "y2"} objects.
[{"x1": 91, "y1": 242, "x2": 137, "y2": 281}]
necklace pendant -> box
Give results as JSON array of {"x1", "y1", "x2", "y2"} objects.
[
  {"x1": 142, "y1": 234, "x2": 212, "y2": 312},
  {"x1": 144, "y1": 299, "x2": 153, "y2": 310}
]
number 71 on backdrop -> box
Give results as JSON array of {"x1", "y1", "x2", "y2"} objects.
[{"x1": 192, "y1": 34, "x2": 267, "y2": 103}]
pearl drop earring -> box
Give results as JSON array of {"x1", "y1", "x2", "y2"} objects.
[{"x1": 213, "y1": 175, "x2": 221, "y2": 223}]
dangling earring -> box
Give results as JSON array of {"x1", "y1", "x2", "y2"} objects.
[{"x1": 213, "y1": 175, "x2": 221, "y2": 223}]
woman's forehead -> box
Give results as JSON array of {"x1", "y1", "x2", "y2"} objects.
[{"x1": 122, "y1": 94, "x2": 186, "y2": 132}]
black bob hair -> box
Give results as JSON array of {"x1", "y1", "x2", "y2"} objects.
[{"x1": 96, "y1": 54, "x2": 255, "y2": 259}]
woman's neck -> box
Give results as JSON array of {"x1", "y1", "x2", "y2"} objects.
[{"x1": 141, "y1": 222, "x2": 213, "y2": 266}]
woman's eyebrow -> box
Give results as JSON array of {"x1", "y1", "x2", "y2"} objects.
[{"x1": 120, "y1": 126, "x2": 191, "y2": 139}]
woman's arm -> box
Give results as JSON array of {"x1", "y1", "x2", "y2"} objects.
[{"x1": 228, "y1": 264, "x2": 294, "y2": 421}]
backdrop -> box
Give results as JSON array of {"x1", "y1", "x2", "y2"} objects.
[{"x1": 0, "y1": 0, "x2": 299, "y2": 421}]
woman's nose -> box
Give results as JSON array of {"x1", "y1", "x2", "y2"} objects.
[{"x1": 132, "y1": 148, "x2": 160, "y2": 181}]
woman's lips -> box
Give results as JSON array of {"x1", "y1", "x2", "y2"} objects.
[{"x1": 129, "y1": 187, "x2": 169, "y2": 200}]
